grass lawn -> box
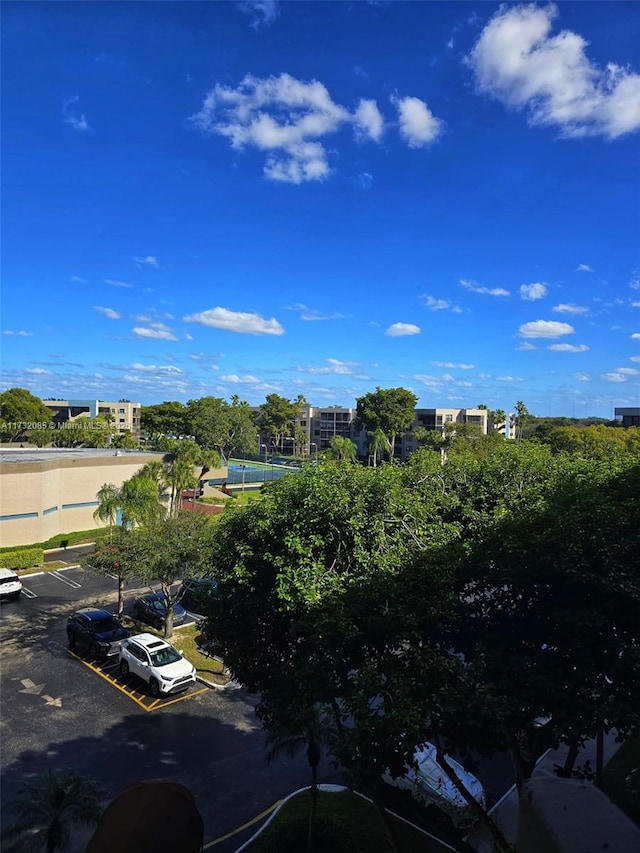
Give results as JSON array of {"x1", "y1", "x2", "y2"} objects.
[
  {"x1": 603, "y1": 731, "x2": 640, "y2": 828},
  {"x1": 243, "y1": 789, "x2": 448, "y2": 853}
]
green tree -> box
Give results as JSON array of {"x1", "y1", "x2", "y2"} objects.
[
  {"x1": 140, "y1": 401, "x2": 188, "y2": 437},
  {"x1": 366, "y1": 428, "x2": 387, "y2": 467},
  {"x1": 354, "y1": 387, "x2": 417, "y2": 461},
  {"x1": 1, "y1": 768, "x2": 102, "y2": 853},
  {"x1": 0, "y1": 387, "x2": 53, "y2": 441},
  {"x1": 119, "y1": 476, "x2": 165, "y2": 529},
  {"x1": 27, "y1": 427, "x2": 54, "y2": 447},
  {"x1": 325, "y1": 435, "x2": 357, "y2": 462},
  {"x1": 136, "y1": 512, "x2": 214, "y2": 638},
  {"x1": 86, "y1": 527, "x2": 147, "y2": 620},
  {"x1": 93, "y1": 483, "x2": 121, "y2": 542},
  {"x1": 514, "y1": 400, "x2": 531, "y2": 441},
  {"x1": 258, "y1": 394, "x2": 307, "y2": 454}
]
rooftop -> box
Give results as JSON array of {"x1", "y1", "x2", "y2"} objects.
[{"x1": 0, "y1": 448, "x2": 159, "y2": 465}]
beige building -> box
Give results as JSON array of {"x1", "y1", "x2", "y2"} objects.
[
  {"x1": 0, "y1": 449, "x2": 165, "y2": 548},
  {"x1": 42, "y1": 398, "x2": 141, "y2": 440}
]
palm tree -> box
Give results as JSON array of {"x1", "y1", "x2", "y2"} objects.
[
  {"x1": 166, "y1": 457, "x2": 198, "y2": 517},
  {"x1": 119, "y1": 476, "x2": 165, "y2": 529},
  {"x1": 136, "y1": 460, "x2": 168, "y2": 500},
  {"x1": 1, "y1": 768, "x2": 102, "y2": 852},
  {"x1": 366, "y1": 428, "x2": 387, "y2": 467},
  {"x1": 325, "y1": 435, "x2": 357, "y2": 463},
  {"x1": 93, "y1": 483, "x2": 120, "y2": 543},
  {"x1": 265, "y1": 704, "x2": 335, "y2": 853}
]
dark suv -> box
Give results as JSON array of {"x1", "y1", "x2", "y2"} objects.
[
  {"x1": 178, "y1": 578, "x2": 219, "y2": 616},
  {"x1": 67, "y1": 608, "x2": 130, "y2": 659}
]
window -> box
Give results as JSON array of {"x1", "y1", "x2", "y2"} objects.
[
  {"x1": 445, "y1": 414, "x2": 453, "y2": 422},
  {"x1": 119, "y1": 408, "x2": 125, "y2": 414}
]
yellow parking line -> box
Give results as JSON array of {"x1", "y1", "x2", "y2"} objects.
[
  {"x1": 66, "y1": 649, "x2": 152, "y2": 712},
  {"x1": 203, "y1": 800, "x2": 283, "y2": 848},
  {"x1": 66, "y1": 649, "x2": 209, "y2": 712}
]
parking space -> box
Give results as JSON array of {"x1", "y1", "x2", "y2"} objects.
[{"x1": 66, "y1": 647, "x2": 209, "y2": 712}]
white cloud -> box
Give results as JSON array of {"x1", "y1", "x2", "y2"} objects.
[
  {"x1": 575, "y1": 372, "x2": 590, "y2": 381},
  {"x1": 105, "y1": 279, "x2": 133, "y2": 289},
  {"x1": 70, "y1": 276, "x2": 88, "y2": 283},
  {"x1": 519, "y1": 320, "x2": 574, "y2": 338},
  {"x1": 354, "y1": 99, "x2": 385, "y2": 142},
  {"x1": 132, "y1": 322, "x2": 178, "y2": 341},
  {"x1": 553, "y1": 303, "x2": 588, "y2": 315},
  {"x1": 386, "y1": 322, "x2": 421, "y2": 337},
  {"x1": 134, "y1": 256, "x2": 159, "y2": 268},
  {"x1": 392, "y1": 95, "x2": 443, "y2": 147},
  {"x1": 520, "y1": 281, "x2": 547, "y2": 301},
  {"x1": 220, "y1": 373, "x2": 260, "y2": 384},
  {"x1": 460, "y1": 278, "x2": 509, "y2": 296},
  {"x1": 630, "y1": 356, "x2": 640, "y2": 362},
  {"x1": 94, "y1": 306, "x2": 121, "y2": 320},
  {"x1": 602, "y1": 372, "x2": 627, "y2": 383},
  {"x1": 548, "y1": 343, "x2": 589, "y2": 352},
  {"x1": 237, "y1": 0, "x2": 279, "y2": 29},
  {"x1": 432, "y1": 362, "x2": 475, "y2": 370},
  {"x1": 577, "y1": 263, "x2": 593, "y2": 272},
  {"x1": 631, "y1": 332, "x2": 640, "y2": 340},
  {"x1": 423, "y1": 295, "x2": 451, "y2": 311},
  {"x1": 25, "y1": 367, "x2": 51, "y2": 375},
  {"x1": 616, "y1": 367, "x2": 640, "y2": 375},
  {"x1": 62, "y1": 96, "x2": 92, "y2": 132},
  {"x1": 631, "y1": 279, "x2": 640, "y2": 290},
  {"x1": 516, "y1": 341, "x2": 538, "y2": 350},
  {"x1": 183, "y1": 306, "x2": 284, "y2": 335},
  {"x1": 496, "y1": 376, "x2": 524, "y2": 382},
  {"x1": 353, "y1": 171, "x2": 374, "y2": 190},
  {"x1": 302, "y1": 359, "x2": 366, "y2": 378},
  {"x1": 128, "y1": 363, "x2": 183, "y2": 374},
  {"x1": 468, "y1": 4, "x2": 640, "y2": 139},
  {"x1": 632, "y1": 302, "x2": 640, "y2": 308},
  {"x1": 3, "y1": 330, "x2": 33, "y2": 336}
]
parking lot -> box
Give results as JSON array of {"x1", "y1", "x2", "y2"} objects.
[{"x1": 0, "y1": 565, "x2": 322, "y2": 852}]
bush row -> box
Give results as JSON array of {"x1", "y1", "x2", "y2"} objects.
[{"x1": 1, "y1": 547, "x2": 44, "y2": 570}]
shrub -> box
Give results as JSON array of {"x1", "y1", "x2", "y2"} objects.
[{"x1": 1, "y1": 548, "x2": 44, "y2": 570}]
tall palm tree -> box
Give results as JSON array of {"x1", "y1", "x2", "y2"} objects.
[
  {"x1": 93, "y1": 483, "x2": 120, "y2": 543},
  {"x1": 119, "y1": 476, "x2": 165, "y2": 529},
  {"x1": 366, "y1": 428, "x2": 387, "y2": 467},
  {"x1": 136, "y1": 460, "x2": 169, "y2": 501},
  {"x1": 166, "y1": 457, "x2": 198, "y2": 517},
  {"x1": 265, "y1": 704, "x2": 335, "y2": 852},
  {"x1": 1, "y1": 768, "x2": 102, "y2": 852}
]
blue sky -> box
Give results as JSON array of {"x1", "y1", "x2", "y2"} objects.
[{"x1": 2, "y1": 1, "x2": 639, "y2": 418}]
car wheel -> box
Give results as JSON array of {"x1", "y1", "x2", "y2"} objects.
[
  {"x1": 149, "y1": 678, "x2": 160, "y2": 698},
  {"x1": 120, "y1": 660, "x2": 130, "y2": 678},
  {"x1": 67, "y1": 632, "x2": 76, "y2": 650}
]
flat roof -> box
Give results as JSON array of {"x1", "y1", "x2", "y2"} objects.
[{"x1": 0, "y1": 448, "x2": 161, "y2": 465}]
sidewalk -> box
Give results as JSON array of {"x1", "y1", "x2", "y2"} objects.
[{"x1": 468, "y1": 731, "x2": 623, "y2": 851}]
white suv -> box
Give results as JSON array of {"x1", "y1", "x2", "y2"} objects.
[
  {"x1": 0, "y1": 568, "x2": 23, "y2": 601},
  {"x1": 119, "y1": 633, "x2": 196, "y2": 697}
]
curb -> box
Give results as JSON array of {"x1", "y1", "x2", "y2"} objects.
[{"x1": 196, "y1": 674, "x2": 242, "y2": 692}]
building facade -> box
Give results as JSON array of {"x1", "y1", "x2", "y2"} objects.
[
  {"x1": 42, "y1": 399, "x2": 141, "y2": 440},
  {"x1": 615, "y1": 407, "x2": 640, "y2": 428}
]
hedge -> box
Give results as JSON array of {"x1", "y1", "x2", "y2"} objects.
[{"x1": 0, "y1": 548, "x2": 44, "y2": 570}]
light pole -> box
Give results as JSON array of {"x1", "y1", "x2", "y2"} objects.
[
  {"x1": 310, "y1": 442, "x2": 318, "y2": 465},
  {"x1": 240, "y1": 464, "x2": 246, "y2": 493},
  {"x1": 260, "y1": 444, "x2": 267, "y2": 482}
]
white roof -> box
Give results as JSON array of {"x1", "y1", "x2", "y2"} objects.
[
  {"x1": 129, "y1": 633, "x2": 170, "y2": 650},
  {"x1": 0, "y1": 568, "x2": 20, "y2": 579}
]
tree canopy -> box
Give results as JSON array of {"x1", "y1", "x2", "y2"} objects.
[
  {"x1": 0, "y1": 387, "x2": 53, "y2": 440},
  {"x1": 354, "y1": 387, "x2": 417, "y2": 460}
]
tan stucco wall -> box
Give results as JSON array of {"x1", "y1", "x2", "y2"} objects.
[{"x1": 0, "y1": 453, "x2": 167, "y2": 548}]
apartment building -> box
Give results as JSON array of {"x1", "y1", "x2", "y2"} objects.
[
  {"x1": 400, "y1": 407, "x2": 489, "y2": 459},
  {"x1": 42, "y1": 399, "x2": 141, "y2": 440},
  {"x1": 615, "y1": 407, "x2": 640, "y2": 428}
]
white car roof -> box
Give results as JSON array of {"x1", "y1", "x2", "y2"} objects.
[
  {"x1": 0, "y1": 568, "x2": 20, "y2": 580},
  {"x1": 129, "y1": 633, "x2": 171, "y2": 651}
]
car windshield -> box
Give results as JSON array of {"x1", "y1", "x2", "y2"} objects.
[
  {"x1": 149, "y1": 647, "x2": 182, "y2": 667},
  {"x1": 1, "y1": 576, "x2": 19, "y2": 585},
  {"x1": 92, "y1": 618, "x2": 120, "y2": 632}
]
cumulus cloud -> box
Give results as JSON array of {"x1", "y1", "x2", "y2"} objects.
[
  {"x1": 468, "y1": 4, "x2": 640, "y2": 139},
  {"x1": 62, "y1": 96, "x2": 92, "y2": 132},
  {"x1": 548, "y1": 343, "x2": 589, "y2": 352},
  {"x1": 190, "y1": 74, "x2": 438, "y2": 183},
  {"x1": 519, "y1": 320, "x2": 574, "y2": 338},
  {"x1": 461, "y1": 278, "x2": 509, "y2": 296},
  {"x1": 391, "y1": 95, "x2": 443, "y2": 147},
  {"x1": 3, "y1": 330, "x2": 33, "y2": 336},
  {"x1": 386, "y1": 322, "x2": 421, "y2": 337},
  {"x1": 423, "y1": 295, "x2": 451, "y2": 311},
  {"x1": 516, "y1": 341, "x2": 538, "y2": 350},
  {"x1": 94, "y1": 306, "x2": 121, "y2": 320},
  {"x1": 237, "y1": 0, "x2": 279, "y2": 29},
  {"x1": 575, "y1": 372, "x2": 590, "y2": 381},
  {"x1": 353, "y1": 171, "x2": 374, "y2": 190},
  {"x1": 298, "y1": 358, "x2": 367, "y2": 379},
  {"x1": 184, "y1": 306, "x2": 284, "y2": 335},
  {"x1": 553, "y1": 303, "x2": 588, "y2": 314},
  {"x1": 631, "y1": 356, "x2": 640, "y2": 363},
  {"x1": 70, "y1": 276, "x2": 88, "y2": 284},
  {"x1": 616, "y1": 367, "x2": 640, "y2": 375},
  {"x1": 631, "y1": 332, "x2": 640, "y2": 340},
  {"x1": 520, "y1": 281, "x2": 547, "y2": 301},
  {"x1": 354, "y1": 99, "x2": 385, "y2": 142},
  {"x1": 128, "y1": 363, "x2": 183, "y2": 374},
  {"x1": 25, "y1": 367, "x2": 51, "y2": 375},
  {"x1": 602, "y1": 372, "x2": 627, "y2": 382},
  {"x1": 132, "y1": 322, "x2": 178, "y2": 341},
  {"x1": 134, "y1": 255, "x2": 159, "y2": 268},
  {"x1": 577, "y1": 263, "x2": 593, "y2": 272}
]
